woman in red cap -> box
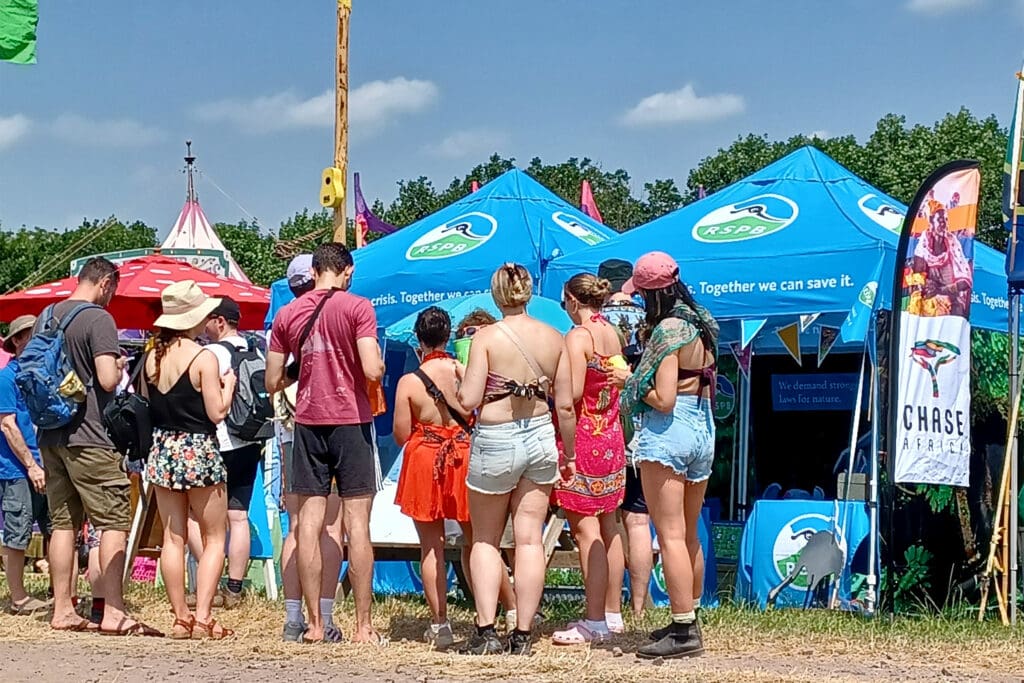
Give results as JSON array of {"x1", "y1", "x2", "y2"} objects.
[{"x1": 619, "y1": 251, "x2": 718, "y2": 659}]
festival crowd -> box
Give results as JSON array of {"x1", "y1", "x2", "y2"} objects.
[{"x1": 0, "y1": 242, "x2": 718, "y2": 660}]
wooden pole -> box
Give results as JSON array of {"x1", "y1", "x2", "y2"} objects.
[{"x1": 332, "y1": 0, "x2": 351, "y2": 245}]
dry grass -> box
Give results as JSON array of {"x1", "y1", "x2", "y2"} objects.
[{"x1": 0, "y1": 576, "x2": 1022, "y2": 682}]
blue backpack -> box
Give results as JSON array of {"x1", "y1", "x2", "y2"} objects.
[{"x1": 15, "y1": 303, "x2": 98, "y2": 430}]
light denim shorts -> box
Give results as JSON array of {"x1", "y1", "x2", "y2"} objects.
[
  {"x1": 467, "y1": 414, "x2": 559, "y2": 495},
  {"x1": 635, "y1": 395, "x2": 715, "y2": 482}
]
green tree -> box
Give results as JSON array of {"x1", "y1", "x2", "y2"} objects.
[
  {"x1": 213, "y1": 220, "x2": 281, "y2": 286},
  {"x1": 0, "y1": 217, "x2": 156, "y2": 293},
  {"x1": 687, "y1": 109, "x2": 1007, "y2": 248},
  {"x1": 375, "y1": 153, "x2": 683, "y2": 232}
]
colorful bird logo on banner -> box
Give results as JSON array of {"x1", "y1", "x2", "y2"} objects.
[{"x1": 909, "y1": 339, "x2": 960, "y2": 398}]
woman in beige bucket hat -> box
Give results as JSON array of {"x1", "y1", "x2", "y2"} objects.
[{"x1": 142, "y1": 280, "x2": 237, "y2": 640}]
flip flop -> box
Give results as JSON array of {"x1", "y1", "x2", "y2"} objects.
[
  {"x1": 10, "y1": 597, "x2": 50, "y2": 615},
  {"x1": 299, "y1": 624, "x2": 344, "y2": 644},
  {"x1": 349, "y1": 630, "x2": 389, "y2": 648},
  {"x1": 51, "y1": 618, "x2": 99, "y2": 632},
  {"x1": 99, "y1": 619, "x2": 164, "y2": 637}
]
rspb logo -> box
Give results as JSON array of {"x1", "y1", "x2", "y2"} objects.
[
  {"x1": 692, "y1": 194, "x2": 798, "y2": 243},
  {"x1": 405, "y1": 212, "x2": 498, "y2": 261}
]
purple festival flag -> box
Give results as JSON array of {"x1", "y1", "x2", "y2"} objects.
[{"x1": 354, "y1": 172, "x2": 399, "y2": 239}]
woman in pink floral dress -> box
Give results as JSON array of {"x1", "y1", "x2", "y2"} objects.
[{"x1": 553, "y1": 274, "x2": 627, "y2": 645}]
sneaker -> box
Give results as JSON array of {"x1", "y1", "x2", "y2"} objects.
[
  {"x1": 637, "y1": 621, "x2": 703, "y2": 659},
  {"x1": 219, "y1": 586, "x2": 243, "y2": 609},
  {"x1": 505, "y1": 630, "x2": 533, "y2": 656},
  {"x1": 459, "y1": 629, "x2": 503, "y2": 655},
  {"x1": 323, "y1": 623, "x2": 345, "y2": 643},
  {"x1": 282, "y1": 621, "x2": 307, "y2": 643},
  {"x1": 424, "y1": 623, "x2": 455, "y2": 650}
]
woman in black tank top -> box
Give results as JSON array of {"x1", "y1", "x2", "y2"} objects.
[{"x1": 142, "y1": 281, "x2": 236, "y2": 640}]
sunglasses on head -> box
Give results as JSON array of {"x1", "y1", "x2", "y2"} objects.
[{"x1": 459, "y1": 326, "x2": 479, "y2": 338}]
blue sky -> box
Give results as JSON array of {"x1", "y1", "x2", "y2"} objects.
[{"x1": 1, "y1": 0, "x2": 1023, "y2": 237}]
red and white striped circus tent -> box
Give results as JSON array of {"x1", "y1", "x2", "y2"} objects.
[
  {"x1": 161, "y1": 198, "x2": 249, "y2": 283},
  {"x1": 161, "y1": 142, "x2": 250, "y2": 283}
]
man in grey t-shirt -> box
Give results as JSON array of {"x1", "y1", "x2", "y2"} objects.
[{"x1": 36, "y1": 257, "x2": 158, "y2": 636}]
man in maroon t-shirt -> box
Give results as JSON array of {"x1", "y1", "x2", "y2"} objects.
[{"x1": 267, "y1": 242, "x2": 385, "y2": 644}]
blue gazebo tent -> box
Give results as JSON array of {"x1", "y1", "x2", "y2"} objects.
[
  {"x1": 543, "y1": 146, "x2": 1008, "y2": 338},
  {"x1": 263, "y1": 169, "x2": 616, "y2": 330}
]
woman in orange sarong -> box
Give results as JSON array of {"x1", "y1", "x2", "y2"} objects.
[{"x1": 393, "y1": 307, "x2": 487, "y2": 650}]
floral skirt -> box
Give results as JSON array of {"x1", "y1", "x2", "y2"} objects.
[{"x1": 143, "y1": 428, "x2": 227, "y2": 491}]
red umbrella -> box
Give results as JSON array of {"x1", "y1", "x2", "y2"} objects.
[{"x1": 0, "y1": 255, "x2": 270, "y2": 330}]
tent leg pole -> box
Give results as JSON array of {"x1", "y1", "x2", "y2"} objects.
[
  {"x1": 1010, "y1": 288, "x2": 1020, "y2": 625},
  {"x1": 738, "y1": 364, "x2": 752, "y2": 522},
  {"x1": 867, "y1": 325, "x2": 881, "y2": 617}
]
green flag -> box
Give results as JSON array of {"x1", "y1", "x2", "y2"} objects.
[{"x1": 0, "y1": 0, "x2": 38, "y2": 64}]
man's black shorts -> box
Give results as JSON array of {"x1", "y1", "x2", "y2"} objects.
[
  {"x1": 291, "y1": 423, "x2": 378, "y2": 498},
  {"x1": 222, "y1": 443, "x2": 264, "y2": 511},
  {"x1": 620, "y1": 465, "x2": 648, "y2": 514}
]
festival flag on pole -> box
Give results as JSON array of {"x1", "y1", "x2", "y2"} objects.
[
  {"x1": 776, "y1": 322, "x2": 802, "y2": 366},
  {"x1": 740, "y1": 318, "x2": 767, "y2": 349},
  {"x1": 889, "y1": 160, "x2": 979, "y2": 486},
  {"x1": 840, "y1": 258, "x2": 884, "y2": 343},
  {"x1": 354, "y1": 172, "x2": 398, "y2": 242},
  {"x1": 698, "y1": 184, "x2": 707, "y2": 200},
  {"x1": 1003, "y1": 65, "x2": 1024, "y2": 284},
  {"x1": 818, "y1": 325, "x2": 840, "y2": 367},
  {"x1": 580, "y1": 179, "x2": 604, "y2": 223},
  {"x1": 729, "y1": 341, "x2": 753, "y2": 380},
  {"x1": 800, "y1": 313, "x2": 820, "y2": 333},
  {"x1": 471, "y1": 180, "x2": 480, "y2": 193},
  {"x1": 0, "y1": 0, "x2": 37, "y2": 64}
]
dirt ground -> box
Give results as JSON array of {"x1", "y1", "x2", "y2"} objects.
[
  {"x1": 0, "y1": 637, "x2": 1019, "y2": 683},
  {"x1": 0, "y1": 617, "x2": 1021, "y2": 683},
  {"x1": 0, "y1": 586, "x2": 1021, "y2": 682}
]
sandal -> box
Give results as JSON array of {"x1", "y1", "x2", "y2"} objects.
[
  {"x1": 552, "y1": 622, "x2": 610, "y2": 645},
  {"x1": 170, "y1": 616, "x2": 195, "y2": 640},
  {"x1": 192, "y1": 618, "x2": 234, "y2": 640},
  {"x1": 10, "y1": 596, "x2": 50, "y2": 615},
  {"x1": 99, "y1": 619, "x2": 164, "y2": 637},
  {"x1": 51, "y1": 617, "x2": 99, "y2": 632}
]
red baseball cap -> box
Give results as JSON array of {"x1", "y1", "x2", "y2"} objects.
[{"x1": 622, "y1": 251, "x2": 680, "y2": 295}]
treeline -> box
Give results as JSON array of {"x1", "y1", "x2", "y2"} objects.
[{"x1": 0, "y1": 108, "x2": 1008, "y2": 291}]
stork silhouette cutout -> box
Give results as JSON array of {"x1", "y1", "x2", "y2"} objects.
[{"x1": 767, "y1": 530, "x2": 845, "y2": 609}]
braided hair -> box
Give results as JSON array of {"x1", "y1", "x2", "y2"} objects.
[{"x1": 148, "y1": 328, "x2": 185, "y2": 383}]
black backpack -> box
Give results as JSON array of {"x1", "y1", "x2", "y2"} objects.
[
  {"x1": 217, "y1": 340, "x2": 274, "y2": 441},
  {"x1": 102, "y1": 356, "x2": 152, "y2": 463}
]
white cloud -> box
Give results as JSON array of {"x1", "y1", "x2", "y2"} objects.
[
  {"x1": 906, "y1": 0, "x2": 982, "y2": 15},
  {"x1": 621, "y1": 84, "x2": 744, "y2": 127},
  {"x1": 0, "y1": 114, "x2": 31, "y2": 149},
  {"x1": 349, "y1": 77, "x2": 439, "y2": 126},
  {"x1": 424, "y1": 128, "x2": 509, "y2": 159},
  {"x1": 51, "y1": 114, "x2": 165, "y2": 147},
  {"x1": 193, "y1": 77, "x2": 438, "y2": 135}
]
